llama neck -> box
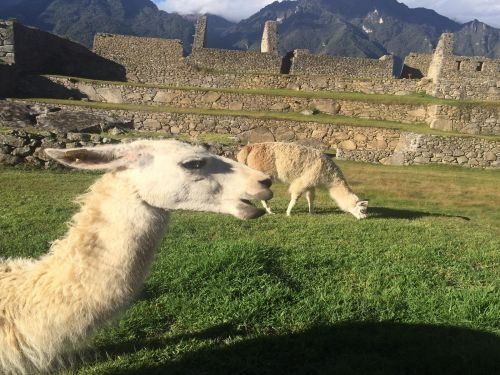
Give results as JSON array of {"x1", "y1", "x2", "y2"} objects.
[{"x1": 46, "y1": 172, "x2": 170, "y2": 309}]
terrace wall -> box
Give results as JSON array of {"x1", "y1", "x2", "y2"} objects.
[
  {"x1": 290, "y1": 51, "x2": 394, "y2": 79},
  {"x1": 400, "y1": 53, "x2": 433, "y2": 79},
  {"x1": 3, "y1": 101, "x2": 497, "y2": 168},
  {"x1": 44, "y1": 76, "x2": 500, "y2": 136},
  {"x1": 188, "y1": 48, "x2": 282, "y2": 74},
  {"x1": 4, "y1": 21, "x2": 125, "y2": 80},
  {"x1": 0, "y1": 64, "x2": 16, "y2": 97}
]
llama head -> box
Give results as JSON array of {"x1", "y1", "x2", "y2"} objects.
[
  {"x1": 350, "y1": 200, "x2": 369, "y2": 219},
  {"x1": 45, "y1": 140, "x2": 273, "y2": 220}
]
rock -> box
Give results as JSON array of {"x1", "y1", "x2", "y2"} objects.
[
  {"x1": 313, "y1": 100, "x2": 340, "y2": 115},
  {"x1": 300, "y1": 109, "x2": 314, "y2": 116},
  {"x1": 143, "y1": 119, "x2": 162, "y2": 130},
  {"x1": 274, "y1": 128, "x2": 295, "y2": 142},
  {"x1": 457, "y1": 156, "x2": 468, "y2": 164},
  {"x1": 484, "y1": 152, "x2": 497, "y2": 161},
  {"x1": 239, "y1": 128, "x2": 275, "y2": 143},
  {"x1": 339, "y1": 140, "x2": 356, "y2": 151},
  {"x1": 0, "y1": 153, "x2": 21, "y2": 165},
  {"x1": 109, "y1": 127, "x2": 125, "y2": 136},
  {"x1": 0, "y1": 101, "x2": 37, "y2": 128},
  {"x1": 76, "y1": 84, "x2": 100, "y2": 101},
  {"x1": 11, "y1": 145, "x2": 32, "y2": 157},
  {"x1": 37, "y1": 111, "x2": 129, "y2": 133},
  {"x1": 96, "y1": 88, "x2": 124, "y2": 104},
  {"x1": 202, "y1": 92, "x2": 221, "y2": 103},
  {"x1": 430, "y1": 117, "x2": 453, "y2": 131},
  {"x1": 153, "y1": 92, "x2": 177, "y2": 103},
  {"x1": 270, "y1": 103, "x2": 291, "y2": 112},
  {"x1": 311, "y1": 129, "x2": 327, "y2": 139},
  {"x1": 0, "y1": 134, "x2": 27, "y2": 148},
  {"x1": 228, "y1": 102, "x2": 243, "y2": 111},
  {"x1": 354, "y1": 133, "x2": 367, "y2": 142},
  {"x1": 414, "y1": 157, "x2": 430, "y2": 164}
]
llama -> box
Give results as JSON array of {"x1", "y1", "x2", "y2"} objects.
[
  {"x1": 0, "y1": 140, "x2": 273, "y2": 375},
  {"x1": 237, "y1": 142, "x2": 368, "y2": 218}
]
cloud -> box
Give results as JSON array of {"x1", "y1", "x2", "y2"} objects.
[
  {"x1": 155, "y1": 0, "x2": 280, "y2": 22},
  {"x1": 402, "y1": 0, "x2": 500, "y2": 27},
  {"x1": 155, "y1": 0, "x2": 500, "y2": 27}
]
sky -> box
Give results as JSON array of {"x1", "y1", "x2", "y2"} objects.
[{"x1": 154, "y1": 0, "x2": 500, "y2": 27}]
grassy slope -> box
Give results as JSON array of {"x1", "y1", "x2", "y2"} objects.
[
  {"x1": 25, "y1": 99, "x2": 500, "y2": 141},
  {"x1": 0, "y1": 163, "x2": 499, "y2": 375}
]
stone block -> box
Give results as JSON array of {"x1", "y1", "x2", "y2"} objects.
[
  {"x1": 239, "y1": 128, "x2": 275, "y2": 143},
  {"x1": 430, "y1": 117, "x2": 453, "y2": 131},
  {"x1": 202, "y1": 92, "x2": 221, "y2": 103},
  {"x1": 339, "y1": 140, "x2": 356, "y2": 151},
  {"x1": 228, "y1": 102, "x2": 243, "y2": 111},
  {"x1": 96, "y1": 88, "x2": 124, "y2": 104},
  {"x1": 143, "y1": 119, "x2": 162, "y2": 130},
  {"x1": 313, "y1": 100, "x2": 340, "y2": 115},
  {"x1": 153, "y1": 92, "x2": 178, "y2": 103}
]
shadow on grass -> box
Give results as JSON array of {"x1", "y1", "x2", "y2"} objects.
[
  {"x1": 95, "y1": 322, "x2": 499, "y2": 375},
  {"x1": 369, "y1": 207, "x2": 471, "y2": 221}
]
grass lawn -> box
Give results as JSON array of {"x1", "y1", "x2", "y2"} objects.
[{"x1": 0, "y1": 162, "x2": 499, "y2": 375}]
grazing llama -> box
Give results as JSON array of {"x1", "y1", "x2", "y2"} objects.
[
  {"x1": 237, "y1": 142, "x2": 368, "y2": 218},
  {"x1": 0, "y1": 140, "x2": 273, "y2": 375}
]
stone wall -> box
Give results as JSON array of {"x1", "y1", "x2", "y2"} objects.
[
  {"x1": 44, "y1": 76, "x2": 500, "y2": 135},
  {"x1": 290, "y1": 51, "x2": 394, "y2": 78},
  {"x1": 400, "y1": 53, "x2": 432, "y2": 79},
  {"x1": 192, "y1": 15, "x2": 208, "y2": 51},
  {"x1": 0, "y1": 64, "x2": 16, "y2": 98},
  {"x1": 0, "y1": 20, "x2": 15, "y2": 65},
  {"x1": 188, "y1": 48, "x2": 283, "y2": 74},
  {"x1": 426, "y1": 33, "x2": 500, "y2": 100},
  {"x1": 7, "y1": 21, "x2": 125, "y2": 80},
  {"x1": 93, "y1": 33, "x2": 186, "y2": 82},
  {"x1": 13, "y1": 101, "x2": 496, "y2": 168},
  {"x1": 261, "y1": 21, "x2": 278, "y2": 55},
  {"x1": 0, "y1": 129, "x2": 118, "y2": 168}
]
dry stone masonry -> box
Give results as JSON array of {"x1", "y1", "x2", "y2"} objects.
[{"x1": 3, "y1": 100, "x2": 496, "y2": 169}]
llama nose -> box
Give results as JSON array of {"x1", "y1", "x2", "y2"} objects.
[{"x1": 259, "y1": 178, "x2": 272, "y2": 189}]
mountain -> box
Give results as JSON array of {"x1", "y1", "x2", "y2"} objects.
[
  {"x1": 0, "y1": 0, "x2": 194, "y2": 49},
  {"x1": 214, "y1": 0, "x2": 499, "y2": 59},
  {"x1": 454, "y1": 20, "x2": 500, "y2": 58}
]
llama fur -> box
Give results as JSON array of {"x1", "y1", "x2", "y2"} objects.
[
  {"x1": 0, "y1": 140, "x2": 272, "y2": 374},
  {"x1": 237, "y1": 142, "x2": 368, "y2": 218}
]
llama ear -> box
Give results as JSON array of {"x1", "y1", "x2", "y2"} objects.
[{"x1": 44, "y1": 144, "x2": 130, "y2": 170}]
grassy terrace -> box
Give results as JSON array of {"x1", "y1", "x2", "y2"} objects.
[
  {"x1": 47, "y1": 75, "x2": 500, "y2": 108},
  {"x1": 25, "y1": 98, "x2": 500, "y2": 141},
  {"x1": 1, "y1": 162, "x2": 499, "y2": 374}
]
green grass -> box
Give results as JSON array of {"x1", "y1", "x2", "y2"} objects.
[
  {"x1": 24, "y1": 98, "x2": 500, "y2": 141},
  {"x1": 0, "y1": 162, "x2": 499, "y2": 374},
  {"x1": 48, "y1": 75, "x2": 500, "y2": 108}
]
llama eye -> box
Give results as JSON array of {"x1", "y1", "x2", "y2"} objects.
[{"x1": 182, "y1": 159, "x2": 207, "y2": 170}]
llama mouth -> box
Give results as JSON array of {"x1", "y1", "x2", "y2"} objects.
[{"x1": 237, "y1": 199, "x2": 266, "y2": 220}]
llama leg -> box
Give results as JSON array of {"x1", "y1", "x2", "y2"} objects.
[
  {"x1": 261, "y1": 200, "x2": 274, "y2": 214},
  {"x1": 287, "y1": 180, "x2": 308, "y2": 216},
  {"x1": 306, "y1": 188, "x2": 315, "y2": 214},
  {"x1": 329, "y1": 179, "x2": 368, "y2": 219}
]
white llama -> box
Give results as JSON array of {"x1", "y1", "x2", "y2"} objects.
[
  {"x1": 237, "y1": 142, "x2": 368, "y2": 218},
  {"x1": 0, "y1": 140, "x2": 273, "y2": 375}
]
